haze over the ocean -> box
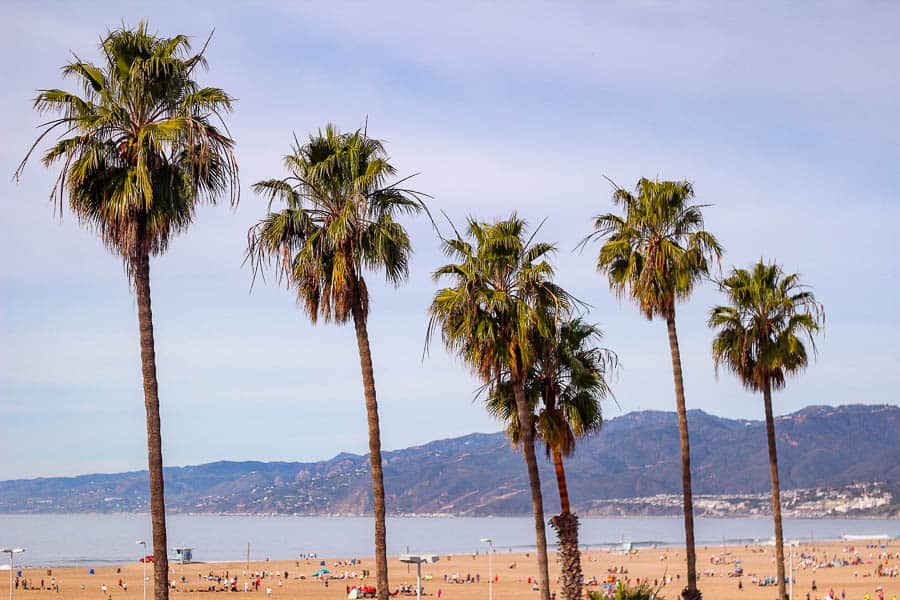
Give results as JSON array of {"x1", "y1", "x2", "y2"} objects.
[{"x1": 1, "y1": 2, "x2": 898, "y2": 480}]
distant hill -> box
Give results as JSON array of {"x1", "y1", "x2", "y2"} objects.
[{"x1": 0, "y1": 404, "x2": 897, "y2": 516}]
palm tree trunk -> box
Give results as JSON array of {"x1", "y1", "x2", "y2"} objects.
[
  {"x1": 350, "y1": 297, "x2": 389, "y2": 600},
  {"x1": 665, "y1": 312, "x2": 699, "y2": 599},
  {"x1": 549, "y1": 448, "x2": 582, "y2": 600},
  {"x1": 763, "y1": 379, "x2": 788, "y2": 600},
  {"x1": 551, "y1": 447, "x2": 571, "y2": 515},
  {"x1": 134, "y1": 251, "x2": 169, "y2": 600},
  {"x1": 511, "y1": 376, "x2": 551, "y2": 600}
]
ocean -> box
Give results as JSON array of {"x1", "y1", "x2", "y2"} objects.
[{"x1": 0, "y1": 514, "x2": 896, "y2": 567}]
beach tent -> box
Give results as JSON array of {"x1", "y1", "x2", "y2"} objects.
[{"x1": 313, "y1": 568, "x2": 331, "y2": 577}]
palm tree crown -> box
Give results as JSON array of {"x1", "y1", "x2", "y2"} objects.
[
  {"x1": 709, "y1": 261, "x2": 824, "y2": 392},
  {"x1": 585, "y1": 178, "x2": 722, "y2": 318},
  {"x1": 486, "y1": 318, "x2": 616, "y2": 459},
  {"x1": 427, "y1": 216, "x2": 572, "y2": 383},
  {"x1": 18, "y1": 20, "x2": 239, "y2": 270},
  {"x1": 247, "y1": 124, "x2": 426, "y2": 321}
]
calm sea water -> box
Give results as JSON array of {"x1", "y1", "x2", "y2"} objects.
[{"x1": 0, "y1": 514, "x2": 896, "y2": 567}]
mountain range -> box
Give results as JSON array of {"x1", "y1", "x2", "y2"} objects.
[{"x1": 1, "y1": 404, "x2": 897, "y2": 516}]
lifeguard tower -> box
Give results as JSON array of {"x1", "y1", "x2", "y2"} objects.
[{"x1": 172, "y1": 547, "x2": 193, "y2": 564}]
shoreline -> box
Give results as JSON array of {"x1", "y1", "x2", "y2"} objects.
[
  {"x1": 1, "y1": 512, "x2": 896, "y2": 519},
  {"x1": 8, "y1": 534, "x2": 899, "y2": 569}
]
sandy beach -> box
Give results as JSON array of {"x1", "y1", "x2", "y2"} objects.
[{"x1": 4, "y1": 539, "x2": 898, "y2": 600}]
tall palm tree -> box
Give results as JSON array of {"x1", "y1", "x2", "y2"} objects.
[
  {"x1": 709, "y1": 261, "x2": 823, "y2": 600},
  {"x1": 486, "y1": 317, "x2": 616, "y2": 600},
  {"x1": 582, "y1": 178, "x2": 722, "y2": 600},
  {"x1": 17, "y1": 22, "x2": 238, "y2": 600},
  {"x1": 427, "y1": 215, "x2": 573, "y2": 600},
  {"x1": 246, "y1": 125, "x2": 425, "y2": 600}
]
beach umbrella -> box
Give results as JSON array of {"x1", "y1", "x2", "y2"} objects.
[{"x1": 313, "y1": 569, "x2": 331, "y2": 577}]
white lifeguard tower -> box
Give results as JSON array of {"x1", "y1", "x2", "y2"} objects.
[{"x1": 172, "y1": 547, "x2": 193, "y2": 564}]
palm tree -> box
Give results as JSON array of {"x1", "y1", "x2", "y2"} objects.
[
  {"x1": 582, "y1": 178, "x2": 722, "y2": 600},
  {"x1": 427, "y1": 215, "x2": 573, "y2": 600},
  {"x1": 486, "y1": 317, "x2": 616, "y2": 600},
  {"x1": 708, "y1": 261, "x2": 823, "y2": 600},
  {"x1": 17, "y1": 22, "x2": 238, "y2": 600},
  {"x1": 246, "y1": 125, "x2": 426, "y2": 600}
]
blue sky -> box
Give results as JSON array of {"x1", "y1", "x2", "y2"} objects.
[{"x1": 1, "y1": 2, "x2": 898, "y2": 480}]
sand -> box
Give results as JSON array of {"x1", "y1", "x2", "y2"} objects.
[{"x1": 3, "y1": 539, "x2": 898, "y2": 600}]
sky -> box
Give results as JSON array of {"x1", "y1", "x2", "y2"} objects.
[{"x1": 1, "y1": 2, "x2": 898, "y2": 480}]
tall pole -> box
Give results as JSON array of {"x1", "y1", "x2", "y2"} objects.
[
  {"x1": 480, "y1": 539, "x2": 493, "y2": 600},
  {"x1": 2, "y1": 548, "x2": 25, "y2": 600},
  {"x1": 488, "y1": 541, "x2": 493, "y2": 600},
  {"x1": 415, "y1": 562, "x2": 422, "y2": 600},
  {"x1": 789, "y1": 544, "x2": 793, "y2": 600},
  {"x1": 246, "y1": 544, "x2": 250, "y2": 573},
  {"x1": 137, "y1": 541, "x2": 147, "y2": 600}
]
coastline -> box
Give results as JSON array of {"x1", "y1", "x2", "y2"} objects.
[{"x1": 1, "y1": 511, "x2": 896, "y2": 519}]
